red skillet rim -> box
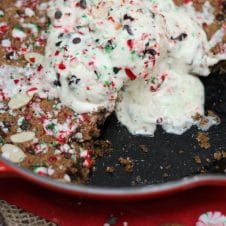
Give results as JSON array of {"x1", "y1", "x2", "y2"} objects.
[{"x1": 1, "y1": 157, "x2": 226, "y2": 200}]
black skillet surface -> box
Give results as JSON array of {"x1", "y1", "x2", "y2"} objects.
[{"x1": 89, "y1": 68, "x2": 226, "y2": 188}]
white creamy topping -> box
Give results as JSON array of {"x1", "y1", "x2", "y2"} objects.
[
  {"x1": 116, "y1": 71, "x2": 204, "y2": 135},
  {"x1": 41, "y1": 0, "x2": 225, "y2": 136},
  {"x1": 22, "y1": 0, "x2": 224, "y2": 136}
]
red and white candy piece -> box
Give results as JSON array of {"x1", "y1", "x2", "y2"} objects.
[{"x1": 24, "y1": 52, "x2": 44, "y2": 65}]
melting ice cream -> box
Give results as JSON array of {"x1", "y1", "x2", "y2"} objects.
[{"x1": 42, "y1": 0, "x2": 225, "y2": 135}]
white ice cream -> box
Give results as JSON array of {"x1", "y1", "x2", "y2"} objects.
[{"x1": 42, "y1": 0, "x2": 225, "y2": 136}]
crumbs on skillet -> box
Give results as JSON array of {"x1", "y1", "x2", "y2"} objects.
[
  {"x1": 139, "y1": 145, "x2": 150, "y2": 153},
  {"x1": 118, "y1": 157, "x2": 134, "y2": 173},
  {"x1": 196, "y1": 132, "x2": 211, "y2": 149},
  {"x1": 105, "y1": 166, "x2": 115, "y2": 174},
  {"x1": 194, "y1": 155, "x2": 202, "y2": 164},
  {"x1": 214, "y1": 150, "x2": 226, "y2": 161}
]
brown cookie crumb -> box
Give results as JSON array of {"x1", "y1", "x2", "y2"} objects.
[
  {"x1": 214, "y1": 150, "x2": 226, "y2": 161},
  {"x1": 163, "y1": 172, "x2": 169, "y2": 178},
  {"x1": 214, "y1": 151, "x2": 223, "y2": 161},
  {"x1": 192, "y1": 111, "x2": 220, "y2": 129},
  {"x1": 192, "y1": 113, "x2": 209, "y2": 127},
  {"x1": 118, "y1": 157, "x2": 134, "y2": 173},
  {"x1": 196, "y1": 132, "x2": 211, "y2": 149},
  {"x1": 194, "y1": 155, "x2": 202, "y2": 164},
  {"x1": 105, "y1": 166, "x2": 115, "y2": 173},
  {"x1": 222, "y1": 151, "x2": 226, "y2": 158},
  {"x1": 207, "y1": 110, "x2": 221, "y2": 123},
  {"x1": 178, "y1": 150, "x2": 184, "y2": 154},
  {"x1": 139, "y1": 144, "x2": 149, "y2": 153}
]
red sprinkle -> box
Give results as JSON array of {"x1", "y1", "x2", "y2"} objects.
[
  {"x1": 0, "y1": 24, "x2": 9, "y2": 34},
  {"x1": 48, "y1": 155, "x2": 58, "y2": 163},
  {"x1": 37, "y1": 171, "x2": 47, "y2": 176},
  {"x1": 82, "y1": 114, "x2": 90, "y2": 123},
  {"x1": 108, "y1": 16, "x2": 115, "y2": 23},
  {"x1": 29, "y1": 57, "x2": 35, "y2": 63},
  {"x1": 14, "y1": 79, "x2": 20, "y2": 84},
  {"x1": 202, "y1": 22, "x2": 208, "y2": 28},
  {"x1": 160, "y1": 73, "x2": 168, "y2": 82},
  {"x1": 150, "y1": 84, "x2": 161, "y2": 92},
  {"x1": 83, "y1": 150, "x2": 93, "y2": 168},
  {"x1": 37, "y1": 64, "x2": 43, "y2": 72},
  {"x1": 111, "y1": 81, "x2": 115, "y2": 88},
  {"x1": 0, "y1": 89, "x2": 6, "y2": 101},
  {"x1": 35, "y1": 37, "x2": 46, "y2": 46},
  {"x1": 26, "y1": 87, "x2": 38, "y2": 94},
  {"x1": 75, "y1": 2, "x2": 80, "y2": 7},
  {"x1": 58, "y1": 62, "x2": 66, "y2": 70},
  {"x1": 88, "y1": 61, "x2": 94, "y2": 66},
  {"x1": 84, "y1": 158, "x2": 93, "y2": 168},
  {"x1": 57, "y1": 134, "x2": 66, "y2": 143},
  {"x1": 20, "y1": 48, "x2": 28, "y2": 53},
  {"x1": 127, "y1": 39, "x2": 134, "y2": 50},
  {"x1": 183, "y1": 0, "x2": 192, "y2": 4},
  {"x1": 125, "y1": 68, "x2": 137, "y2": 80},
  {"x1": 54, "y1": 50, "x2": 59, "y2": 56}
]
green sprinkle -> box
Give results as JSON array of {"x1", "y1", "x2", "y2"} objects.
[
  {"x1": 52, "y1": 141, "x2": 58, "y2": 146},
  {"x1": 82, "y1": 14, "x2": 88, "y2": 19},
  {"x1": 104, "y1": 80, "x2": 111, "y2": 87},
  {"x1": 47, "y1": 123, "x2": 55, "y2": 130},
  {"x1": 104, "y1": 41, "x2": 116, "y2": 53},
  {"x1": 104, "y1": 46, "x2": 114, "y2": 53},
  {"x1": 13, "y1": 25, "x2": 23, "y2": 31},
  {"x1": 0, "y1": 137, "x2": 4, "y2": 145},
  {"x1": 71, "y1": 155, "x2": 77, "y2": 162},
  {"x1": 95, "y1": 72, "x2": 102, "y2": 80},
  {"x1": 30, "y1": 22, "x2": 41, "y2": 31}
]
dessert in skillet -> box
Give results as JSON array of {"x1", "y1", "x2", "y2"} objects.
[
  {"x1": 44, "y1": 0, "x2": 225, "y2": 136},
  {"x1": 0, "y1": 0, "x2": 225, "y2": 183}
]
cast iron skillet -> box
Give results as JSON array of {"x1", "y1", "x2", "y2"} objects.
[{"x1": 0, "y1": 67, "x2": 225, "y2": 200}]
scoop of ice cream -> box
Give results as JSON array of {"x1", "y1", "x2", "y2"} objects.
[
  {"x1": 44, "y1": 0, "x2": 164, "y2": 113},
  {"x1": 116, "y1": 64, "x2": 205, "y2": 135},
  {"x1": 43, "y1": 0, "x2": 225, "y2": 136}
]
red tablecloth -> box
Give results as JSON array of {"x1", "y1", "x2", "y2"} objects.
[{"x1": 0, "y1": 178, "x2": 226, "y2": 226}]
